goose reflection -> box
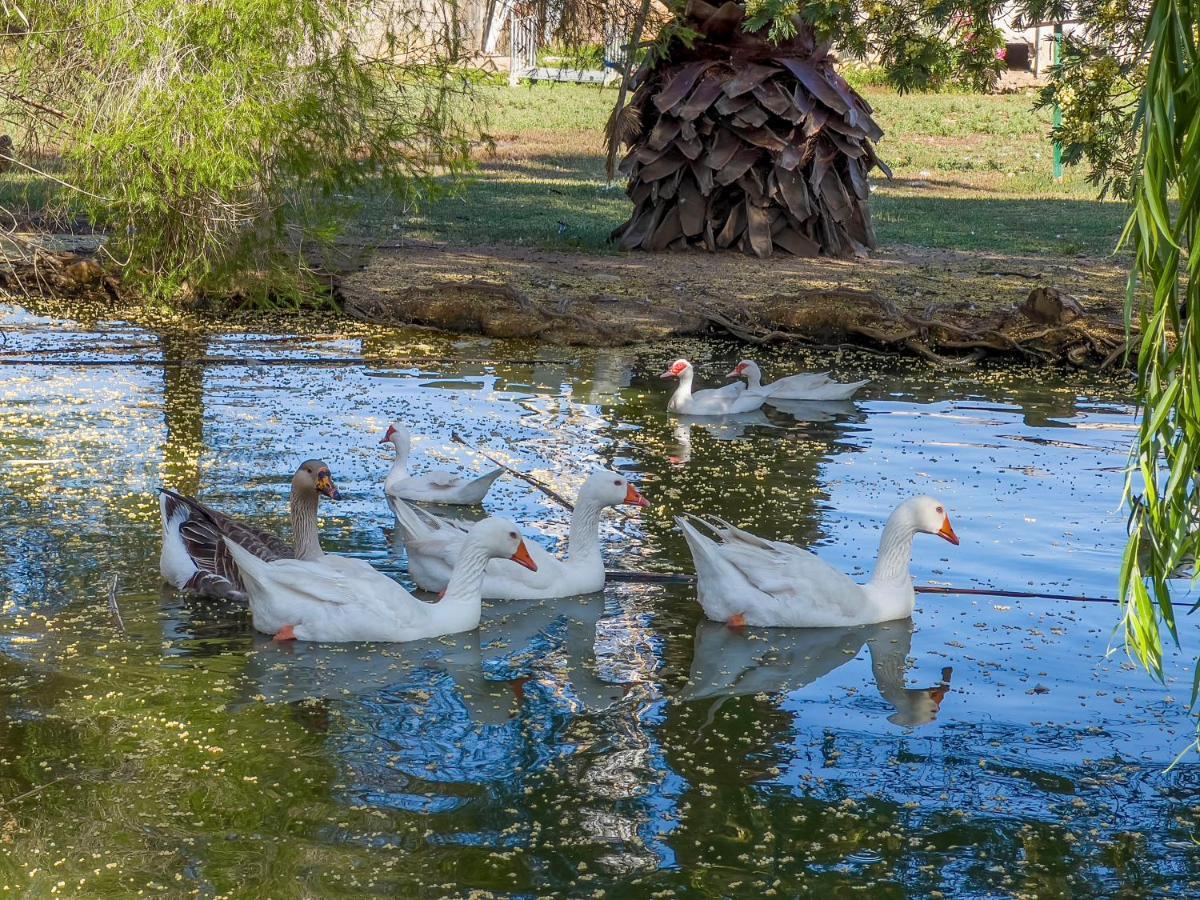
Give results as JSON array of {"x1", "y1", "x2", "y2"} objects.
[
  {"x1": 236, "y1": 589, "x2": 636, "y2": 811},
  {"x1": 679, "y1": 617, "x2": 952, "y2": 727}
]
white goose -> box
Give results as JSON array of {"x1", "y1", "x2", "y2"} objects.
[
  {"x1": 662, "y1": 358, "x2": 766, "y2": 416},
  {"x1": 390, "y1": 469, "x2": 649, "y2": 599},
  {"x1": 381, "y1": 422, "x2": 503, "y2": 505},
  {"x1": 224, "y1": 517, "x2": 537, "y2": 643},
  {"x1": 676, "y1": 496, "x2": 959, "y2": 627},
  {"x1": 728, "y1": 359, "x2": 869, "y2": 401}
]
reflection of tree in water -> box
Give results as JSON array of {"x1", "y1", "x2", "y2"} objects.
[{"x1": 158, "y1": 329, "x2": 209, "y2": 497}]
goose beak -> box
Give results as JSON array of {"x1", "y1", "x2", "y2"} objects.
[
  {"x1": 378, "y1": 425, "x2": 395, "y2": 445},
  {"x1": 315, "y1": 473, "x2": 341, "y2": 500},
  {"x1": 727, "y1": 364, "x2": 745, "y2": 378},
  {"x1": 937, "y1": 516, "x2": 959, "y2": 545},
  {"x1": 660, "y1": 369, "x2": 676, "y2": 379},
  {"x1": 510, "y1": 540, "x2": 538, "y2": 572},
  {"x1": 624, "y1": 483, "x2": 650, "y2": 507}
]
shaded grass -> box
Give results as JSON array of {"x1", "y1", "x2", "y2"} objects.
[{"x1": 360, "y1": 82, "x2": 1129, "y2": 259}]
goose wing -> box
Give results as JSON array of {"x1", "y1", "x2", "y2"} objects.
[
  {"x1": 424, "y1": 471, "x2": 463, "y2": 489},
  {"x1": 693, "y1": 516, "x2": 862, "y2": 610},
  {"x1": 163, "y1": 489, "x2": 292, "y2": 562}
]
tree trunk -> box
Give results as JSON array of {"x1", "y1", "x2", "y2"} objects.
[{"x1": 610, "y1": 1, "x2": 889, "y2": 259}]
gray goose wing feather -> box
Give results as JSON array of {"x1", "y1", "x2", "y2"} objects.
[{"x1": 161, "y1": 488, "x2": 293, "y2": 601}]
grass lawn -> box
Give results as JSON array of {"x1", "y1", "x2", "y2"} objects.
[{"x1": 363, "y1": 82, "x2": 1129, "y2": 259}]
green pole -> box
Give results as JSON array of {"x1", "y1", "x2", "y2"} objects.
[{"x1": 1053, "y1": 23, "x2": 1064, "y2": 181}]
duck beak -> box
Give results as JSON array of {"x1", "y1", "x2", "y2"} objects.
[
  {"x1": 315, "y1": 474, "x2": 341, "y2": 500},
  {"x1": 727, "y1": 365, "x2": 744, "y2": 378},
  {"x1": 624, "y1": 483, "x2": 650, "y2": 507},
  {"x1": 660, "y1": 369, "x2": 677, "y2": 379},
  {"x1": 510, "y1": 540, "x2": 538, "y2": 572},
  {"x1": 937, "y1": 516, "x2": 959, "y2": 545},
  {"x1": 378, "y1": 425, "x2": 395, "y2": 445}
]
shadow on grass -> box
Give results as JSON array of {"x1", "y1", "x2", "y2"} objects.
[
  {"x1": 871, "y1": 193, "x2": 1127, "y2": 258},
  {"x1": 388, "y1": 151, "x2": 1127, "y2": 260}
]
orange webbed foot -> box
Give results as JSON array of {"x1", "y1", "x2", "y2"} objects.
[
  {"x1": 727, "y1": 613, "x2": 747, "y2": 630},
  {"x1": 274, "y1": 624, "x2": 297, "y2": 642}
]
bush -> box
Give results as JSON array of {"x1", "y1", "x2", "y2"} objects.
[{"x1": 1, "y1": 0, "x2": 480, "y2": 308}]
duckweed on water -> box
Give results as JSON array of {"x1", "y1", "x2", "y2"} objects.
[{"x1": 0, "y1": 304, "x2": 1196, "y2": 896}]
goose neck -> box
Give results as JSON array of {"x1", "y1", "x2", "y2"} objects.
[
  {"x1": 566, "y1": 497, "x2": 606, "y2": 564},
  {"x1": 290, "y1": 487, "x2": 323, "y2": 561},
  {"x1": 870, "y1": 511, "x2": 916, "y2": 585},
  {"x1": 439, "y1": 542, "x2": 491, "y2": 615}
]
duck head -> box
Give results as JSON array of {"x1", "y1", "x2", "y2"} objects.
[
  {"x1": 727, "y1": 359, "x2": 761, "y2": 382},
  {"x1": 660, "y1": 359, "x2": 692, "y2": 380},
  {"x1": 378, "y1": 421, "x2": 410, "y2": 446}
]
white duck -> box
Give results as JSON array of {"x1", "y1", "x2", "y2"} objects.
[
  {"x1": 661, "y1": 358, "x2": 766, "y2": 416},
  {"x1": 224, "y1": 517, "x2": 537, "y2": 643},
  {"x1": 675, "y1": 496, "x2": 959, "y2": 627},
  {"x1": 381, "y1": 422, "x2": 503, "y2": 505},
  {"x1": 159, "y1": 459, "x2": 341, "y2": 602},
  {"x1": 728, "y1": 359, "x2": 869, "y2": 401},
  {"x1": 390, "y1": 469, "x2": 649, "y2": 599}
]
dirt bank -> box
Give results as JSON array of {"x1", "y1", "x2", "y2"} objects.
[
  {"x1": 339, "y1": 240, "x2": 1133, "y2": 367},
  {"x1": 2, "y1": 234, "x2": 1134, "y2": 367}
]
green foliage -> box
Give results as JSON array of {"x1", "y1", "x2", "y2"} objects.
[
  {"x1": 1, "y1": 0, "x2": 479, "y2": 306},
  {"x1": 1117, "y1": 0, "x2": 1200, "y2": 692},
  {"x1": 1034, "y1": 2, "x2": 1150, "y2": 199}
]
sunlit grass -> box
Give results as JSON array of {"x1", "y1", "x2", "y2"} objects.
[{"x1": 362, "y1": 82, "x2": 1128, "y2": 258}]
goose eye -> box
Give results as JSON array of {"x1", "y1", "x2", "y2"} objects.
[
  {"x1": 614, "y1": 479, "x2": 622, "y2": 486},
  {"x1": 509, "y1": 531, "x2": 517, "y2": 540},
  {"x1": 936, "y1": 506, "x2": 944, "y2": 514}
]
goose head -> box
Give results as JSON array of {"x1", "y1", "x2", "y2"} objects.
[
  {"x1": 378, "y1": 421, "x2": 410, "y2": 446},
  {"x1": 469, "y1": 517, "x2": 538, "y2": 571},
  {"x1": 660, "y1": 359, "x2": 692, "y2": 380},
  {"x1": 293, "y1": 459, "x2": 341, "y2": 500},
  {"x1": 727, "y1": 359, "x2": 761, "y2": 382},
  {"x1": 580, "y1": 469, "x2": 650, "y2": 509},
  {"x1": 902, "y1": 496, "x2": 958, "y2": 545}
]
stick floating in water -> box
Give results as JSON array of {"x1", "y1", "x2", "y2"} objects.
[
  {"x1": 450, "y1": 432, "x2": 575, "y2": 511},
  {"x1": 603, "y1": 570, "x2": 1167, "y2": 606},
  {"x1": 107, "y1": 573, "x2": 127, "y2": 634}
]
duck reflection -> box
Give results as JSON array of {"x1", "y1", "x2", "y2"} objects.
[
  {"x1": 765, "y1": 399, "x2": 861, "y2": 424},
  {"x1": 679, "y1": 617, "x2": 952, "y2": 728},
  {"x1": 670, "y1": 411, "x2": 771, "y2": 464}
]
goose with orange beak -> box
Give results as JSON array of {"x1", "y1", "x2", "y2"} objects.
[
  {"x1": 224, "y1": 517, "x2": 538, "y2": 642},
  {"x1": 676, "y1": 496, "x2": 959, "y2": 628},
  {"x1": 391, "y1": 469, "x2": 649, "y2": 599}
]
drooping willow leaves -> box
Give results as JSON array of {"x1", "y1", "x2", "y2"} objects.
[{"x1": 1117, "y1": 0, "x2": 1200, "y2": 690}]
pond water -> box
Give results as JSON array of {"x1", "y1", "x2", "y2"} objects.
[{"x1": 1, "y1": 303, "x2": 1198, "y2": 897}]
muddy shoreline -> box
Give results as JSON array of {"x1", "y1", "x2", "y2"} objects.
[{"x1": 3, "y1": 237, "x2": 1134, "y2": 367}]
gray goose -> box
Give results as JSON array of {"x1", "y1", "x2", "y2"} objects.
[{"x1": 158, "y1": 459, "x2": 341, "y2": 601}]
